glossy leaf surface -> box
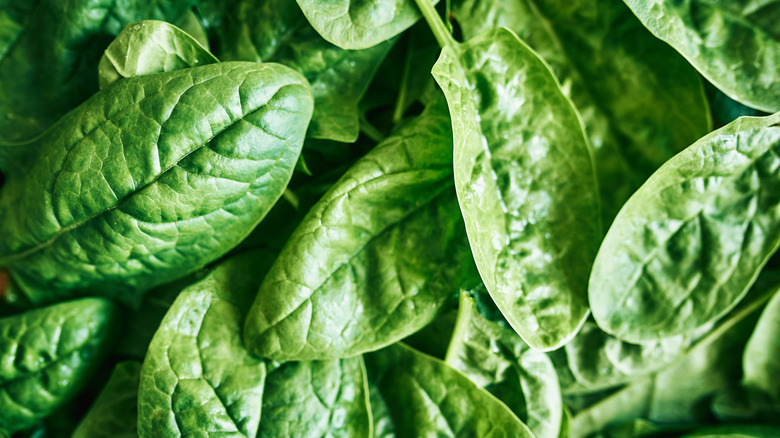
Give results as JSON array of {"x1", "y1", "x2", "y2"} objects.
[
  {"x1": 0, "y1": 298, "x2": 116, "y2": 433},
  {"x1": 432, "y1": 27, "x2": 600, "y2": 350},
  {"x1": 0, "y1": 62, "x2": 313, "y2": 305},
  {"x1": 244, "y1": 99, "x2": 477, "y2": 360},
  {"x1": 98, "y1": 20, "x2": 218, "y2": 89},
  {"x1": 295, "y1": 0, "x2": 429, "y2": 49},
  {"x1": 623, "y1": 0, "x2": 780, "y2": 113},
  {"x1": 446, "y1": 293, "x2": 563, "y2": 438},
  {"x1": 72, "y1": 361, "x2": 140, "y2": 438},
  {"x1": 590, "y1": 113, "x2": 780, "y2": 341},
  {"x1": 451, "y1": 0, "x2": 711, "y2": 223},
  {"x1": 365, "y1": 343, "x2": 534, "y2": 437}
]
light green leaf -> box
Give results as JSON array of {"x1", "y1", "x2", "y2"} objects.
[
  {"x1": 244, "y1": 98, "x2": 478, "y2": 360},
  {"x1": 431, "y1": 25, "x2": 600, "y2": 350},
  {"x1": 590, "y1": 113, "x2": 780, "y2": 342},
  {"x1": 0, "y1": 62, "x2": 313, "y2": 306},
  {"x1": 98, "y1": 19, "x2": 218, "y2": 89},
  {"x1": 743, "y1": 282, "x2": 780, "y2": 400},
  {"x1": 451, "y1": 0, "x2": 711, "y2": 223},
  {"x1": 365, "y1": 343, "x2": 534, "y2": 437},
  {"x1": 72, "y1": 361, "x2": 141, "y2": 438},
  {"x1": 0, "y1": 298, "x2": 117, "y2": 433},
  {"x1": 623, "y1": 0, "x2": 780, "y2": 113}
]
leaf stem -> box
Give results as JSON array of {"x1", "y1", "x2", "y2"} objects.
[
  {"x1": 413, "y1": 0, "x2": 457, "y2": 49},
  {"x1": 444, "y1": 290, "x2": 475, "y2": 366},
  {"x1": 359, "y1": 115, "x2": 386, "y2": 143}
]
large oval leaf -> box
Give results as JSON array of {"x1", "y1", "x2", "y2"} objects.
[
  {"x1": 590, "y1": 113, "x2": 780, "y2": 341},
  {"x1": 451, "y1": 0, "x2": 711, "y2": 224},
  {"x1": 98, "y1": 19, "x2": 218, "y2": 89},
  {"x1": 0, "y1": 0, "x2": 196, "y2": 142},
  {"x1": 0, "y1": 62, "x2": 313, "y2": 306},
  {"x1": 623, "y1": 0, "x2": 780, "y2": 113},
  {"x1": 0, "y1": 298, "x2": 117, "y2": 433},
  {"x1": 365, "y1": 343, "x2": 534, "y2": 437},
  {"x1": 432, "y1": 26, "x2": 601, "y2": 350},
  {"x1": 243, "y1": 99, "x2": 478, "y2": 361},
  {"x1": 295, "y1": 0, "x2": 428, "y2": 50}
]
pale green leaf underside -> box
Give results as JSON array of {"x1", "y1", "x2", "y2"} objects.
[
  {"x1": 98, "y1": 19, "x2": 219, "y2": 89},
  {"x1": 623, "y1": 0, "x2": 780, "y2": 113},
  {"x1": 433, "y1": 27, "x2": 600, "y2": 350},
  {"x1": 244, "y1": 99, "x2": 477, "y2": 361},
  {"x1": 0, "y1": 62, "x2": 313, "y2": 305},
  {"x1": 590, "y1": 113, "x2": 780, "y2": 342}
]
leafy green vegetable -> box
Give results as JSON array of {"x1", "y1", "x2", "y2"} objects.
[
  {"x1": 365, "y1": 343, "x2": 535, "y2": 437},
  {"x1": 0, "y1": 62, "x2": 313, "y2": 306},
  {"x1": 423, "y1": 0, "x2": 600, "y2": 350},
  {"x1": 244, "y1": 98, "x2": 477, "y2": 361},
  {"x1": 445, "y1": 292, "x2": 563, "y2": 438},
  {"x1": 590, "y1": 113, "x2": 780, "y2": 342},
  {"x1": 451, "y1": 0, "x2": 712, "y2": 223},
  {"x1": 623, "y1": 0, "x2": 780, "y2": 113},
  {"x1": 0, "y1": 298, "x2": 117, "y2": 433},
  {"x1": 295, "y1": 0, "x2": 431, "y2": 50},
  {"x1": 743, "y1": 284, "x2": 780, "y2": 401},
  {"x1": 98, "y1": 20, "x2": 218, "y2": 89},
  {"x1": 72, "y1": 361, "x2": 140, "y2": 438}
]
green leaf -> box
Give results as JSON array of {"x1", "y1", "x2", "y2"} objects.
[
  {"x1": 450, "y1": 0, "x2": 712, "y2": 224},
  {"x1": 623, "y1": 0, "x2": 780, "y2": 113},
  {"x1": 175, "y1": 9, "x2": 209, "y2": 47},
  {"x1": 243, "y1": 98, "x2": 478, "y2": 361},
  {"x1": 0, "y1": 0, "x2": 197, "y2": 142},
  {"x1": 138, "y1": 251, "x2": 271, "y2": 437},
  {"x1": 200, "y1": 0, "x2": 393, "y2": 142},
  {"x1": 0, "y1": 298, "x2": 117, "y2": 433},
  {"x1": 590, "y1": 113, "x2": 780, "y2": 342},
  {"x1": 445, "y1": 292, "x2": 563, "y2": 438},
  {"x1": 680, "y1": 424, "x2": 780, "y2": 438},
  {"x1": 743, "y1": 282, "x2": 780, "y2": 400},
  {"x1": 72, "y1": 361, "x2": 141, "y2": 438},
  {"x1": 364, "y1": 343, "x2": 534, "y2": 437},
  {"x1": 98, "y1": 20, "x2": 218, "y2": 89},
  {"x1": 295, "y1": 0, "x2": 432, "y2": 50},
  {"x1": 0, "y1": 62, "x2": 313, "y2": 306},
  {"x1": 259, "y1": 358, "x2": 371, "y2": 437},
  {"x1": 431, "y1": 26, "x2": 600, "y2": 350}
]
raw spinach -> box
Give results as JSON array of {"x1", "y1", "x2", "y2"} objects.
[
  {"x1": 420, "y1": 0, "x2": 601, "y2": 351},
  {"x1": 72, "y1": 361, "x2": 141, "y2": 438},
  {"x1": 0, "y1": 62, "x2": 312, "y2": 306}
]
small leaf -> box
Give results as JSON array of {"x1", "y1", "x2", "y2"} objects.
[{"x1": 72, "y1": 361, "x2": 141, "y2": 438}]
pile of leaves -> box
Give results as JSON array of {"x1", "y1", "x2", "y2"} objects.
[{"x1": 0, "y1": 0, "x2": 778, "y2": 436}]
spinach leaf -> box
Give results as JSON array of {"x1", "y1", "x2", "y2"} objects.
[
  {"x1": 421, "y1": 1, "x2": 601, "y2": 350},
  {"x1": 98, "y1": 20, "x2": 218, "y2": 89},
  {"x1": 138, "y1": 251, "x2": 271, "y2": 437},
  {"x1": 72, "y1": 361, "x2": 140, "y2": 438},
  {"x1": 590, "y1": 112, "x2": 780, "y2": 342},
  {"x1": 680, "y1": 424, "x2": 780, "y2": 438},
  {"x1": 365, "y1": 343, "x2": 534, "y2": 437},
  {"x1": 259, "y1": 358, "x2": 371, "y2": 437},
  {"x1": 295, "y1": 0, "x2": 433, "y2": 50},
  {"x1": 445, "y1": 292, "x2": 563, "y2": 438},
  {"x1": 0, "y1": 62, "x2": 313, "y2": 306},
  {"x1": 200, "y1": 0, "x2": 393, "y2": 142},
  {"x1": 623, "y1": 0, "x2": 780, "y2": 113},
  {"x1": 243, "y1": 97, "x2": 478, "y2": 361},
  {"x1": 451, "y1": 0, "x2": 712, "y2": 224},
  {"x1": 0, "y1": 298, "x2": 117, "y2": 433},
  {"x1": 743, "y1": 283, "x2": 780, "y2": 401},
  {"x1": 0, "y1": 0, "x2": 197, "y2": 142}
]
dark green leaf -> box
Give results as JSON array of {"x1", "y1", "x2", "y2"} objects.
[
  {"x1": 432, "y1": 26, "x2": 600, "y2": 350},
  {"x1": 98, "y1": 20, "x2": 218, "y2": 89},
  {"x1": 244, "y1": 98, "x2": 478, "y2": 360},
  {"x1": 365, "y1": 343, "x2": 534, "y2": 437},
  {"x1": 72, "y1": 361, "x2": 140, "y2": 438},
  {"x1": 451, "y1": 0, "x2": 712, "y2": 223},
  {"x1": 0, "y1": 298, "x2": 117, "y2": 433},
  {"x1": 623, "y1": 0, "x2": 780, "y2": 113},
  {"x1": 0, "y1": 62, "x2": 313, "y2": 306},
  {"x1": 590, "y1": 113, "x2": 780, "y2": 342}
]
